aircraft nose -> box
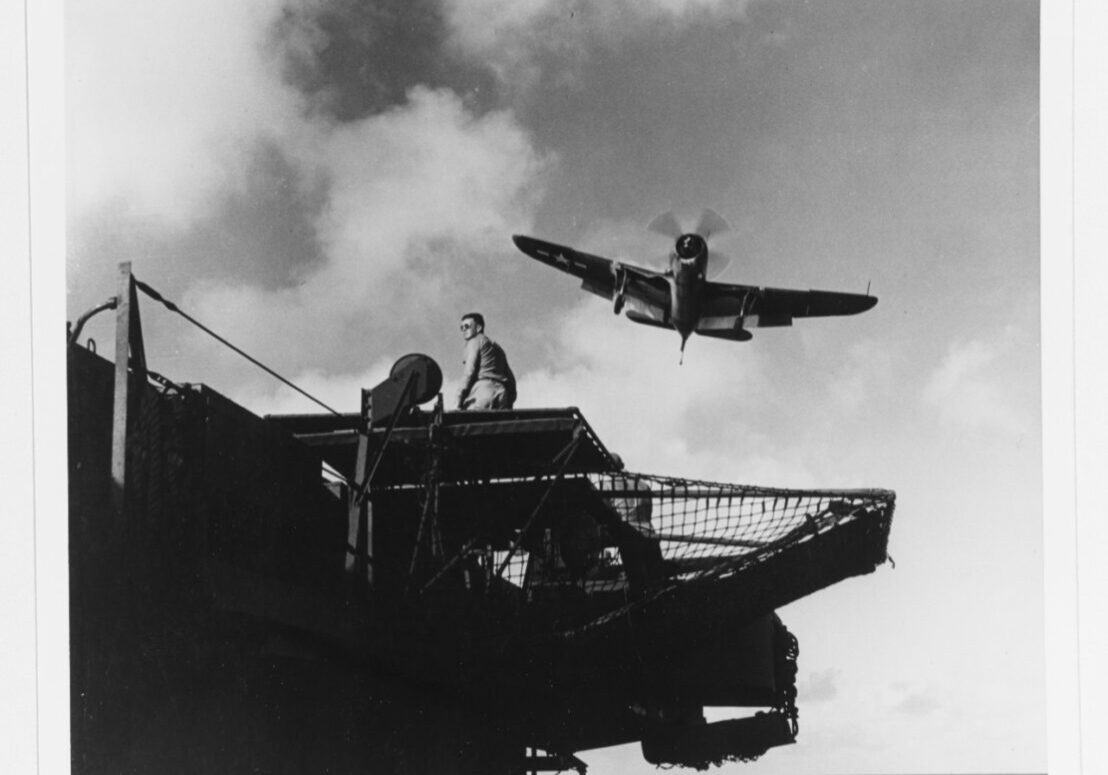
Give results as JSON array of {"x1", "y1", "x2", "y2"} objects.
[{"x1": 675, "y1": 233, "x2": 705, "y2": 259}]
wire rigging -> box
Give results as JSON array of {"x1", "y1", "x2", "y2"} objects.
[{"x1": 133, "y1": 278, "x2": 343, "y2": 416}]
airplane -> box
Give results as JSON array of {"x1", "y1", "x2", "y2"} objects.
[{"x1": 512, "y1": 210, "x2": 878, "y2": 361}]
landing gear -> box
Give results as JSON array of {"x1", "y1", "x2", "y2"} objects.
[{"x1": 613, "y1": 266, "x2": 629, "y2": 315}]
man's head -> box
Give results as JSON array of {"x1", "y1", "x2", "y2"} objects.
[{"x1": 460, "y1": 312, "x2": 484, "y2": 340}]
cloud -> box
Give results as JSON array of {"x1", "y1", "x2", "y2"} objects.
[
  {"x1": 175, "y1": 86, "x2": 549, "y2": 372},
  {"x1": 444, "y1": 0, "x2": 753, "y2": 46},
  {"x1": 799, "y1": 668, "x2": 840, "y2": 703},
  {"x1": 891, "y1": 688, "x2": 941, "y2": 717},
  {"x1": 67, "y1": 0, "x2": 551, "y2": 401},
  {"x1": 441, "y1": 0, "x2": 755, "y2": 90},
  {"x1": 823, "y1": 339, "x2": 896, "y2": 414},
  {"x1": 273, "y1": 0, "x2": 499, "y2": 122},
  {"x1": 921, "y1": 337, "x2": 1028, "y2": 437},
  {"x1": 67, "y1": 0, "x2": 301, "y2": 227},
  {"x1": 511, "y1": 299, "x2": 820, "y2": 485},
  {"x1": 311, "y1": 87, "x2": 547, "y2": 274},
  {"x1": 882, "y1": 681, "x2": 942, "y2": 718},
  {"x1": 234, "y1": 357, "x2": 397, "y2": 417}
]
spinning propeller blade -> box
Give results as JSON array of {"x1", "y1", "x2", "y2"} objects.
[
  {"x1": 694, "y1": 209, "x2": 730, "y2": 240},
  {"x1": 647, "y1": 211, "x2": 683, "y2": 240},
  {"x1": 704, "y1": 251, "x2": 732, "y2": 280},
  {"x1": 648, "y1": 209, "x2": 733, "y2": 273},
  {"x1": 649, "y1": 209, "x2": 731, "y2": 241}
]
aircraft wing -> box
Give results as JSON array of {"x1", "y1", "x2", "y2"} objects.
[
  {"x1": 698, "y1": 281, "x2": 877, "y2": 336},
  {"x1": 512, "y1": 235, "x2": 669, "y2": 308}
]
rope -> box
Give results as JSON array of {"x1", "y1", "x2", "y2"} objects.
[{"x1": 133, "y1": 279, "x2": 341, "y2": 416}]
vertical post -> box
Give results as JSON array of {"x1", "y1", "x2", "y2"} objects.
[
  {"x1": 346, "y1": 434, "x2": 371, "y2": 581},
  {"x1": 346, "y1": 388, "x2": 373, "y2": 586},
  {"x1": 364, "y1": 493, "x2": 374, "y2": 586},
  {"x1": 110, "y1": 262, "x2": 134, "y2": 521},
  {"x1": 427, "y1": 395, "x2": 444, "y2": 561},
  {"x1": 363, "y1": 388, "x2": 374, "y2": 585}
]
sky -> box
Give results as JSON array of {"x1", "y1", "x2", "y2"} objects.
[{"x1": 64, "y1": 1, "x2": 1043, "y2": 772}]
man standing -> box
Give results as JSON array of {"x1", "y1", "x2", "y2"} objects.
[{"x1": 456, "y1": 312, "x2": 517, "y2": 410}]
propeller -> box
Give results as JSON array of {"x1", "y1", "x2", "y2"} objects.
[
  {"x1": 650, "y1": 208, "x2": 731, "y2": 240},
  {"x1": 694, "y1": 208, "x2": 730, "y2": 241},
  {"x1": 647, "y1": 211, "x2": 684, "y2": 240},
  {"x1": 704, "y1": 251, "x2": 732, "y2": 279},
  {"x1": 648, "y1": 208, "x2": 733, "y2": 279}
]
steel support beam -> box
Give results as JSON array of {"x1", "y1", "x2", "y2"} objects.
[
  {"x1": 346, "y1": 430, "x2": 373, "y2": 585},
  {"x1": 110, "y1": 262, "x2": 145, "y2": 521}
]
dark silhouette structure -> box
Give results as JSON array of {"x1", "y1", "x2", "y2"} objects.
[{"x1": 67, "y1": 264, "x2": 895, "y2": 773}]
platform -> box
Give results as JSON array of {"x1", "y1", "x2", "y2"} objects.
[{"x1": 267, "y1": 408, "x2": 618, "y2": 484}]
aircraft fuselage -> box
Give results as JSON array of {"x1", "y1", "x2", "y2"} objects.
[{"x1": 668, "y1": 234, "x2": 709, "y2": 347}]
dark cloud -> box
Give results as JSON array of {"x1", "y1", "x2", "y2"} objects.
[
  {"x1": 197, "y1": 141, "x2": 329, "y2": 290},
  {"x1": 68, "y1": 140, "x2": 328, "y2": 316},
  {"x1": 272, "y1": 0, "x2": 499, "y2": 122}
]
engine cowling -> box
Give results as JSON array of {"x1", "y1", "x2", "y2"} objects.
[{"x1": 675, "y1": 233, "x2": 706, "y2": 260}]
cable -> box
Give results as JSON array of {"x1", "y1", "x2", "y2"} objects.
[{"x1": 132, "y1": 278, "x2": 342, "y2": 416}]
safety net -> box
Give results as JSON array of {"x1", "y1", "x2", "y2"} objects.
[{"x1": 492, "y1": 472, "x2": 895, "y2": 635}]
